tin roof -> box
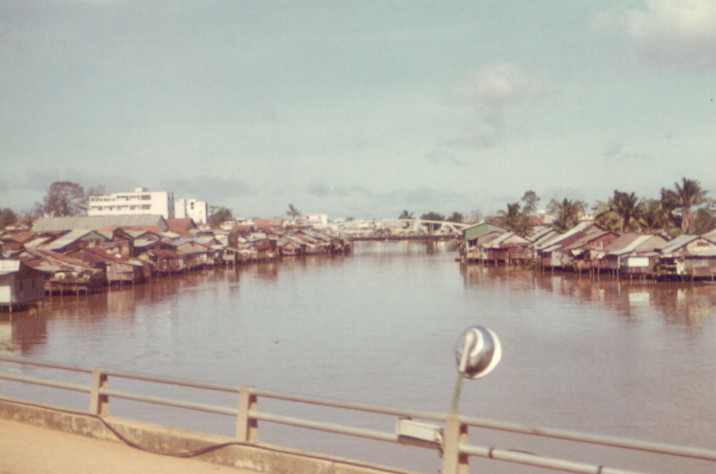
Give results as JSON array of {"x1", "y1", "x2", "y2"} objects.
[{"x1": 659, "y1": 235, "x2": 699, "y2": 255}]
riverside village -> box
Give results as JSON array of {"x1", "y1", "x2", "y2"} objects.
[{"x1": 1, "y1": 182, "x2": 716, "y2": 312}]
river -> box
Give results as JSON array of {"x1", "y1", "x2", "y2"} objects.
[{"x1": 2, "y1": 241, "x2": 716, "y2": 473}]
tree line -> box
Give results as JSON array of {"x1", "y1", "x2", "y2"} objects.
[
  {"x1": 488, "y1": 178, "x2": 713, "y2": 237},
  {"x1": 1, "y1": 178, "x2": 713, "y2": 237},
  {"x1": 397, "y1": 178, "x2": 713, "y2": 239}
]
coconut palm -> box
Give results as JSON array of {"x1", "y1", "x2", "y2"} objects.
[
  {"x1": 547, "y1": 198, "x2": 586, "y2": 233},
  {"x1": 497, "y1": 202, "x2": 533, "y2": 237},
  {"x1": 640, "y1": 198, "x2": 674, "y2": 234},
  {"x1": 286, "y1": 203, "x2": 301, "y2": 220},
  {"x1": 593, "y1": 190, "x2": 644, "y2": 234},
  {"x1": 660, "y1": 178, "x2": 708, "y2": 234}
]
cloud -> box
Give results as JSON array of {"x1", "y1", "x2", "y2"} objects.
[
  {"x1": 445, "y1": 63, "x2": 549, "y2": 149},
  {"x1": 425, "y1": 149, "x2": 466, "y2": 166},
  {"x1": 594, "y1": 0, "x2": 716, "y2": 71},
  {"x1": 456, "y1": 62, "x2": 550, "y2": 110},
  {"x1": 444, "y1": 111, "x2": 506, "y2": 149}
]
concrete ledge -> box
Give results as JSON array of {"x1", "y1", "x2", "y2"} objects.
[{"x1": 0, "y1": 397, "x2": 414, "y2": 474}]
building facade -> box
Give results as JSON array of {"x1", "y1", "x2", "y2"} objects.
[
  {"x1": 175, "y1": 199, "x2": 209, "y2": 226},
  {"x1": 88, "y1": 188, "x2": 175, "y2": 219}
]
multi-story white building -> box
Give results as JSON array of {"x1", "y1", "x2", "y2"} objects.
[
  {"x1": 88, "y1": 187, "x2": 175, "y2": 219},
  {"x1": 175, "y1": 199, "x2": 209, "y2": 225}
]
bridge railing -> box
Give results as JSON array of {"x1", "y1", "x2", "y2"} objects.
[{"x1": 2, "y1": 355, "x2": 716, "y2": 474}]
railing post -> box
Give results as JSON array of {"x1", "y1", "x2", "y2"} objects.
[
  {"x1": 89, "y1": 368, "x2": 109, "y2": 416},
  {"x1": 442, "y1": 413, "x2": 468, "y2": 474},
  {"x1": 236, "y1": 385, "x2": 258, "y2": 442}
]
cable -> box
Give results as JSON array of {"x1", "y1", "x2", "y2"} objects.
[{"x1": 7, "y1": 400, "x2": 411, "y2": 474}]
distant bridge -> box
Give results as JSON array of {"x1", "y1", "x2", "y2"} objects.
[{"x1": 332, "y1": 219, "x2": 469, "y2": 241}]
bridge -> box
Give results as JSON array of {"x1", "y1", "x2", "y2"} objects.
[
  {"x1": 3, "y1": 355, "x2": 716, "y2": 474},
  {"x1": 332, "y1": 219, "x2": 469, "y2": 241}
]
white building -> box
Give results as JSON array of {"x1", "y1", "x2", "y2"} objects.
[
  {"x1": 88, "y1": 187, "x2": 175, "y2": 219},
  {"x1": 175, "y1": 199, "x2": 209, "y2": 225},
  {"x1": 305, "y1": 213, "x2": 328, "y2": 228}
]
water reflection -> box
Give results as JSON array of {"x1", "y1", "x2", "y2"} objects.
[
  {"x1": 461, "y1": 264, "x2": 716, "y2": 325},
  {"x1": 0, "y1": 311, "x2": 48, "y2": 355}
]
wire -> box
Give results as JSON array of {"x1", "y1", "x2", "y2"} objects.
[{"x1": 8, "y1": 400, "x2": 411, "y2": 474}]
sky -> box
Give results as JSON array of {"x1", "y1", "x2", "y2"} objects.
[{"x1": 1, "y1": 0, "x2": 714, "y2": 220}]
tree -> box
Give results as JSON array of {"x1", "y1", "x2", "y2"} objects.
[
  {"x1": 36, "y1": 181, "x2": 86, "y2": 217},
  {"x1": 661, "y1": 178, "x2": 709, "y2": 234},
  {"x1": 593, "y1": 190, "x2": 644, "y2": 234},
  {"x1": 420, "y1": 211, "x2": 445, "y2": 222},
  {"x1": 208, "y1": 206, "x2": 233, "y2": 228},
  {"x1": 420, "y1": 211, "x2": 445, "y2": 233},
  {"x1": 86, "y1": 185, "x2": 107, "y2": 198},
  {"x1": 521, "y1": 190, "x2": 540, "y2": 214},
  {"x1": 497, "y1": 202, "x2": 533, "y2": 237},
  {"x1": 0, "y1": 207, "x2": 17, "y2": 229},
  {"x1": 286, "y1": 204, "x2": 301, "y2": 220},
  {"x1": 692, "y1": 208, "x2": 715, "y2": 235},
  {"x1": 447, "y1": 211, "x2": 464, "y2": 223},
  {"x1": 640, "y1": 198, "x2": 674, "y2": 234},
  {"x1": 547, "y1": 198, "x2": 586, "y2": 232},
  {"x1": 398, "y1": 210, "x2": 414, "y2": 219}
]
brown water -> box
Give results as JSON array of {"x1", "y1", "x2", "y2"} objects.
[{"x1": 2, "y1": 241, "x2": 716, "y2": 473}]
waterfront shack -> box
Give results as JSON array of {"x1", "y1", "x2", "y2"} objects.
[
  {"x1": 20, "y1": 249, "x2": 105, "y2": 295},
  {"x1": 484, "y1": 232, "x2": 532, "y2": 264},
  {"x1": 535, "y1": 222, "x2": 616, "y2": 272},
  {"x1": 461, "y1": 222, "x2": 507, "y2": 261},
  {"x1": 657, "y1": 235, "x2": 716, "y2": 280},
  {"x1": 598, "y1": 233, "x2": 668, "y2": 278},
  {"x1": 67, "y1": 247, "x2": 146, "y2": 285},
  {"x1": 0, "y1": 260, "x2": 46, "y2": 311}
]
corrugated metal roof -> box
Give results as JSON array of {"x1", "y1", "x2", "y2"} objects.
[
  {"x1": 607, "y1": 235, "x2": 655, "y2": 256},
  {"x1": 43, "y1": 230, "x2": 106, "y2": 251},
  {"x1": 659, "y1": 235, "x2": 698, "y2": 255},
  {"x1": 534, "y1": 221, "x2": 593, "y2": 250},
  {"x1": 0, "y1": 259, "x2": 20, "y2": 276},
  {"x1": 33, "y1": 215, "x2": 168, "y2": 232}
]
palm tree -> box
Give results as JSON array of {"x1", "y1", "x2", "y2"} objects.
[
  {"x1": 286, "y1": 203, "x2": 301, "y2": 220},
  {"x1": 640, "y1": 198, "x2": 674, "y2": 234},
  {"x1": 398, "y1": 210, "x2": 414, "y2": 219},
  {"x1": 661, "y1": 178, "x2": 708, "y2": 234},
  {"x1": 547, "y1": 198, "x2": 586, "y2": 233},
  {"x1": 593, "y1": 190, "x2": 644, "y2": 234},
  {"x1": 497, "y1": 202, "x2": 532, "y2": 237}
]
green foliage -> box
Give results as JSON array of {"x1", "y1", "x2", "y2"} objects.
[
  {"x1": 660, "y1": 178, "x2": 709, "y2": 234},
  {"x1": 0, "y1": 207, "x2": 17, "y2": 229},
  {"x1": 520, "y1": 190, "x2": 540, "y2": 214},
  {"x1": 447, "y1": 211, "x2": 464, "y2": 223},
  {"x1": 593, "y1": 190, "x2": 645, "y2": 234},
  {"x1": 36, "y1": 181, "x2": 87, "y2": 217},
  {"x1": 547, "y1": 198, "x2": 586, "y2": 233},
  {"x1": 398, "y1": 210, "x2": 414, "y2": 219},
  {"x1": 420, "y1": 211, "x2": 446, "y2": 222},
  {"x1": 208, "y1": 206, "x2": 233, "y2": 228},
  {"x1": 496, "y1": 202, "x2": 533, "y2": 237},
  {"x1": 692, "y1": 208, "x2": 715, "y2": 235},
  {"x1": 286, "y1": 203, "x2": 301, "y2": 220}
]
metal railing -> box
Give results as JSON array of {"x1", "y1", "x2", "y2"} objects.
[{"x1": 2, "y1": 355, "x2": 716, "y2": 473}]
